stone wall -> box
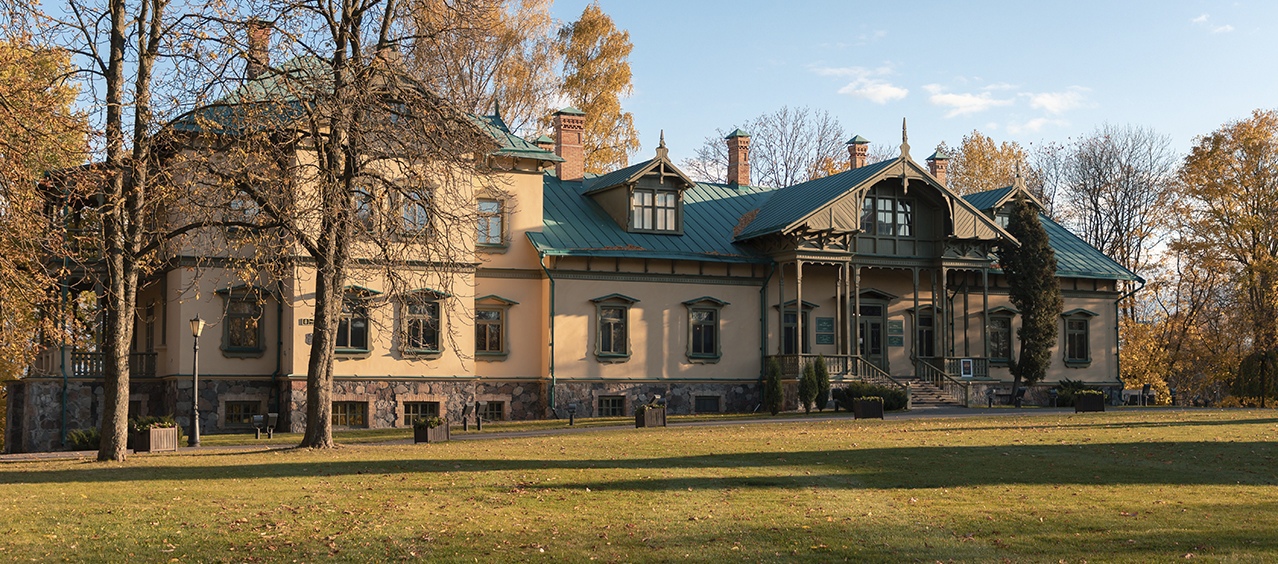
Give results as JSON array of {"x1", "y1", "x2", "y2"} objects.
[
  {"x1": 282, "y1": 378, "x2": 547, "y2": 433},
  {"x1": 552, "y1": 381, "x2": 762, "y2": 417}
]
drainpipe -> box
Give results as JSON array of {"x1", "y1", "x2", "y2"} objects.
[
  {"x1": 1114, "y1": 277, "x2": 1146, "y2": 394},
  {"x1": 538, "y1": 253, "x2": 557, "y2": 417},
  {"x1": 59, "y1": 197, "x2": 70, "y2": 446},
  {"x1": 758, "y1": 263, "x2": 775, "y2": 382},
  {"x1": 270, "y1": 281, "x2": 284, "y2": 415}
]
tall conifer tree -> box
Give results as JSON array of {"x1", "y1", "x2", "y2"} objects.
[{"x1": 998, "y1": 195, "x2": 1063, "y2": 394}]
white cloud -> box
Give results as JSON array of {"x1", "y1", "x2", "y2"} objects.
[
  {"x1": 1026, "y1": 86, "x2": 1091, "y2": 115},
  {"x1": 982, "y1": 82, "x2": 1019, "y2": 91},
  {"x1": 924, "y1": 84, "x2": 1013, "y2": 117},
  {"x1": 1191, "y1": 13, "x2": 1234, "y2": 33},
  {"x1": 1006, "y1": 118, "x2": 1068, "y2": 135},
  {"x1": 814, "y1": 65, "x2": 909, "y2": 104}
]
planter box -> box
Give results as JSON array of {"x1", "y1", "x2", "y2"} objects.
[
  {"x1": 852, "y1": 399, "x2": 884, "y2": 420},
  {"x1": 414, "y1": 424, "x2": 450, "y2": 443},
  {"x1": 129, "y1": 427, "x2": 179, "y2": 453},
  {"x1": 635, "y1": 408, "x2": 667, "y2": 428},
  {"x1": 1075, "y1": 394, "x2": 1105, "y2": 413}
]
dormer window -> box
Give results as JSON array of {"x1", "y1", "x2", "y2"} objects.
[{"x1": 631, "y1": 189, "x2": 678, "y2": 232}]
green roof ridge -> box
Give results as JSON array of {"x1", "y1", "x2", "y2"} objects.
[
  {"x1": 725, "y1": 128, "x2": 750, "y2": 139},
  {"x1": 846, "y1": 135, "x2": 870, "y2": 144},
  {"x1": 556, "y1": 107, "x2": 585, "y2": 115}
]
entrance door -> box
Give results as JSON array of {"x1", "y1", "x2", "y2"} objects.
[
  {"x1": 858, "y1": 303, "x2": 886, "y2": 371},
  {"x1": 783, "y1": 311, "x2": 810, "y2": 355}
]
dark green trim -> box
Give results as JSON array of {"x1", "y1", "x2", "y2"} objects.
[{"x1": 590, "y1": 293, "x2": 640, "y2": 304}]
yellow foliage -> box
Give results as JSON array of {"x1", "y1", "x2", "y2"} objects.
[
  {"x1": 559, "y1": 3, "x2": 640, "y2": 173},
  {"x1": 942, "y1": 130, "x2": 1031, "y2": 196}
]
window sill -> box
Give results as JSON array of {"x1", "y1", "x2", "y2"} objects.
[
  {"x1": 476, "y1": 243, "x2": 509, "y2": 254},
  {"x1": 686, "y1": 354, "x2": 721, "y2": 364},
  {"x1": 403, "y1": 349, "x2": 443, "y2": 360},
  {"x1": 476, "y1": 352, "x2": 508, "y2": 362},
  {"x1": 335, "y1": 349, "x2": 372, "y2": 360},
  {"x1": 221, "y1": 348, "x2": 266, "y2": 359},
  {"x1": 1064, "y1": 359, "x2": 1092, "y2": 368},
  {"x1": 595, "y1": 353, "x2": 630, "y2": 363}
]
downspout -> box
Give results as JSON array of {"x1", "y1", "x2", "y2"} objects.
[
  {"x1": 60, "y1": 197, "x2": 70, "y2": 446},
  {"x1": 271, "y1": 281, "x2": 284, "y2": 415},
  {"x1": 538, "y1": 253, "x2": 557, "y2": 417},
  {"x1": 1113, "y1": 277, "x2": 1146, "y2": 392},
  {"x1": 758, "y1": 262, "x2": 776, "y2": 381}
]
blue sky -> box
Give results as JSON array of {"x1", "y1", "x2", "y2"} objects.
[{"x1": 550, "y1": 1, "x2": 1278, "y2": 164}]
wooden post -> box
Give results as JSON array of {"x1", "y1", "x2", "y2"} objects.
[
  {"x1": 963, "y1": 270, "x2": 971, "y2": 357},
  {"x1": 940, "y1": 266, "x2": 949, "y2": 360},
  {"x1": 982, "y1": 268, "x2": 990, "y2": 360},
  {"x1": 853, "y1": 266, "x2": 861, "y2": 363},
  {"x1": 796, "y1": 259, "x2": 804, "y2": 355},
  {"x1": 835, "y1": 263, "x2": 843, "y2": 358},
  {"x1": 778, "y1": 261, "x2": 785, "y2": 355},
  {"x1": 912, "y1": 267, "x2": 920, "y2": 374}
]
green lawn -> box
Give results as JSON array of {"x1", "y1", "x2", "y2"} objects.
[{"x1": 2, "y1": 409, "x2": 1277, "y2": 562}]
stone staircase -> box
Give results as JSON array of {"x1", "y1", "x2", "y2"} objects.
[{"x1": 897, "y1": 376, "x2": 965, "y2": 408}]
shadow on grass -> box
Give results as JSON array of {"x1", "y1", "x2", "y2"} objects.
[
  {"x1": 3, "y1": 440, "x2": 1275, "y2": 490},
  {"x1": 908, "y1": 415, "x2": 1278, "y2": 434}
]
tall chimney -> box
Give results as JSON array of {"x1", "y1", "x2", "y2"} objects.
[
  {"x1": 927, "y1": 149, "x2": 950, "y2": 187},
  {"x1": 725, "y1": 129, "x2": 751, "y2": 186},
  {"x1": 553, "y1": 107, "x2": 585, "y2": 181},
  {"x1": 246, "y1": 19, "x2": 271, "y2": 79},
  {"x1": 533, "y1": 134, "x2": 555, "y2": 153},
  {"x1": 847, "y1": 135, "x2": 870, "y2": 170}
]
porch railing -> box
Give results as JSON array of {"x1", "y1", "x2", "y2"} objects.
[
  {"x1": 68, "y1": 351, "x2": 157, "y2": 378},
  {"x1": 918, "y1": 359, "x2": 970, "y2": 405},
  {"x1": 944, "y1": 357, "x2": 990, "y2": 379},
  {"x1": 768, "y1": 354, "x2": 851, "y2": 377}
]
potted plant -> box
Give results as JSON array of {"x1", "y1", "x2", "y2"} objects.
[
  {"x1": 413, "y1": 416, "x2": 450, "y2": 443},
  {"x1": 128, "y1": 415, "x2": 180, "y2": 453},
  {"x1": 1075, "y1": 389, "x2": 1105, "y2": 413},
  {"x1": 852, "y1": 396, "x2": 885, "y2": 420},
  {"x1": 635, "y1": 399, "x2": 667, "y2": 428}
]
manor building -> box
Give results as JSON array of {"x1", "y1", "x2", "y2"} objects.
[{"x1": 5, "y1": 103, "x2": 1138, "y2": 452}]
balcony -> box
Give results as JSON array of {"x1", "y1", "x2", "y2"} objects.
[{"x1": 34, "y1": 350, "x2": 158, "y2": 378}]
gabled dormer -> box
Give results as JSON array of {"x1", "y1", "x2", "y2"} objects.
[
  {"x1": 966, "y1": 174, "x2": 1046, "y2": 228},
  {"x1": 583, "y1": 135, "x2": 696, "y2": 235}
]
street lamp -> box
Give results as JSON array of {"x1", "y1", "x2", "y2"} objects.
[{"x1": 189, "y1": 316, "x2": 205, "y2": 447}]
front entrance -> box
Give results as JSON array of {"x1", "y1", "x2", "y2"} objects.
[
  {"x1": 783, "y1": 311, "x2": 810, "y2": 354},
  {"x1": 858, "y1": 303, "x2": 887, "y2": 371}
]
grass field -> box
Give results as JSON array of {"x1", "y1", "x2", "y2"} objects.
[{"x1": 2, "y1": 409, "x2": 1276, "y2": 562}]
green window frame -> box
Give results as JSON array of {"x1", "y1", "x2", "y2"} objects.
[
  {"x1": 474, "y1": 295, "x2": 517, "y2": 360},
  {"x1": 402, "y1": 401, "x2": 440, "y2": 426},
  {"x1": 224, "y1": 401, "x2": 261, "y2": 426},
  {"x1": 914, "y1": 308, "x2": 936, "y2": 359},
  {"x1": 860, "y1": 193, "x2": 914, "y2": 237},
  {"x1": 217, "y1": 287, "x2": 269, "y2": 358},
  {"x1": 989, "y1": 316, "x2": 1013, "y2": 365},
  {"x1": 694, "y1": 395, "x2": 721, "y2": 413},
  {"x1": 591, "y1": 294, "x2": 638, "y2": 361},
  {"x1": 684, "y1": 297, "x2": 728, "y2": 362},
  {"x1": 337, "y1": 295, "x2": 371, "y2": 353},
  {"x1": 479, "y1": 401, "x2": 504, "y2": 421},
  {"x1": 630, "y1": 188, "x2": 679, "y2": 233},
  {"x1": 1062, "y1": 309, "x2": 1096, "y2": 367},
  {"x1": 597, "y1": 395, "x2": 625, "y2": 417},
  {"x1": 477, "y1": 198, "x2": 504, "y2": 246},
  {"x1": 400, "y1": 191, "x2": 431, "y2": 234},
  {"x1": 332, "y1": 401, "x2": 368, "y2": 428}
]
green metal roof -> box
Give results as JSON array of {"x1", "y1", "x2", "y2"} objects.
[
  {"x1": 533, "y1": 134, "x2": 554, "y2": 144},
  {"x1": 963, "y1": 186, "x2": 1014, "y2": 212},
  {"x1": 734, "y1": 159, "x2": 897, "y2": 240},
  {"x1": 725, "y1": 128, "x2": 750, "y2": 139},
  {"x1": 529, "y1": 173, "x2": 775, "y2": 263},
  {"x1": 473, "y1": 114, "x2": 563, "y2": 162},
  {"x1": 927, "y1": 149, "x2": 951, "y2": 161},
  {"x1": 962, "y1": 188, "x2": 1141, "y2": 282},
  {"x1": 582, "y1": 158, "x2": 656, "y2": 193},
  {"x1": 556, "y1": 107, "x2": 585, "y2": 115},
  {"x1": 846, "y1": 135, "x2": 870, "y2": 144}
]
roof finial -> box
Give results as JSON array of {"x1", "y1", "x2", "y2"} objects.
[
  {"x1": 492, "y1": 99, "x2": 502, "y2": 120},
  {"x1": 656, "y1": 129, "x2": 669, "y2": 159},
  {"x1": 899, "y1": 117, "x2": 911, "y2": 159}
]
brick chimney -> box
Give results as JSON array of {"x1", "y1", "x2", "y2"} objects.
[
  {"x1": 847, "y1": 135, "x2": 870, "y2": 170},
  {"x1": 246, "y1": 19, "x2": 270, "y2": 80},
  {"x1": 553, "y1": 107, "x2": 585, "y2": 181},
  {"x1": 725, "y1": 129, "x2": 751, "y2": 186},
  {"x1": 533, "y1": 134, "x2": 555, "y2": 153},
  {"x1": 927, "y1": 149, "x2": 950, "y2": 187}
]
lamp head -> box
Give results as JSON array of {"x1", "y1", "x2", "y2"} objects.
[{"x1": 190, "y1": 316, "x2": 205, "y2": 338}]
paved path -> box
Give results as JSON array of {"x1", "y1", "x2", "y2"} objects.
[{"x1": 0, "y1": 406, "x2": 1178, "y2": 463}]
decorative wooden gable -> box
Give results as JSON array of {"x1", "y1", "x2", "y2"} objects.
[{"x1": 582, "y1": 134, "x2": 697, "y2": 234}]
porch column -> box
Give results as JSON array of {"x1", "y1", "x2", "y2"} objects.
[
  {"x1": 982, "y1": 268, "x2": 990, "y2": 360},
  {"x1": 963, "y1": 270, "x2": 971, "y2": 357},
  {"x1": 778, "y1": 261, "x2": 786, "y2": 355},
  {"x1": 796, "y1": 259, "x2": 804, "y2": 355},
  {"x1": 940, "y1": 266, "x2": 949, "y2": 359},
  {"x1": 853, "y1": 266, "x2": 861, "y2": 360},
  {"x1": 835, "y1": 263, "x2": 843, "y2": 357},
  {"x1": 912, "y1": 267, "x2": 920, "y2": 365}
]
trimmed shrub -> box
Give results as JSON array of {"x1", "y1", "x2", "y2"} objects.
[
  {"x1": 66, "y1": 428, "x2": 100, "y2": 451},
  {"x1": 837, "y1": 382, "x2": 908, "y2": 411},
  {"x1": 764, "y1": 358, "x2": 784, "y2": 415},
  {"x1": 814, "y1": 355, "x2": 831, "y2": 412},
  {"x1": 798, "y1": 361, "x2": 818, "y2": 414}
]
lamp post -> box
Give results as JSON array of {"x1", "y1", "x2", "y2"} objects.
[{"x1": 189, "y1": 316, "x2": 205, "y2": 447}]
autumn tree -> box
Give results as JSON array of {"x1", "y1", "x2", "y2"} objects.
[
  {"x1": 182, "y1": 0, "x2": 500, "y2": 448},
  {"x1": 940, "y1": 130, "x2": 1033, "y2": 196},
  {"x1": 1059, "y1": 124, "x2": 1177, "y2": 299},
  {"x1": 559, "y1": 2, "x2": 639, "y2": 173},
  {"x1": 681, "y1": 106, "x2": 850, "y2": 187},
  {"x1": 408, "y1": 0, "x2": 560, "y2": 136},
  {"x1": 1178, "y1": 109, "x2": 1278, "y2": 407},
  {"x1": 997, "y1": 195, "x2": 1063, "y2": 393},
  {"x1": 0, "y1": 36, "x2": 86, "y2": 447}
]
